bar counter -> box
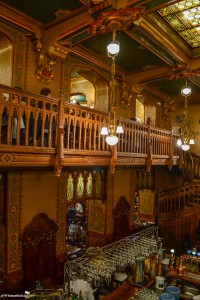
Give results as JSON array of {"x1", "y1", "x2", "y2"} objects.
[{"x1": 102, "y1": 279, "x2": 155, "y2": 300}]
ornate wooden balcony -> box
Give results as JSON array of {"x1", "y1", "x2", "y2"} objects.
[{"x1": 0, "y1": 84, "x2": 181, "y2": 175}]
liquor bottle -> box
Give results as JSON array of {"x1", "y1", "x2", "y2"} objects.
[
  {"x1": 79, "y1": 290, "x2": 83, "y2": 300},
  {"x1": 72, "y1": 292, "x2": 78, "y2": 300}
]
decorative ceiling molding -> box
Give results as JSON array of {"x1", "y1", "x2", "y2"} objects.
[
  {"x1": 168, "y1": 65, "x2": 200, "y2": 80},
  {"x1": 90, "y1": 7, "x2": 143, "y2": 34}
]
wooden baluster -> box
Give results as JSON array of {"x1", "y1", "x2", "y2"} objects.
[{"x1": 88, "y1": 121, "x2": 92, "y2": 150}]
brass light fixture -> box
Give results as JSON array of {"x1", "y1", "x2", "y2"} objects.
[
  {"x1": 90, "y1": 6, "x2": 143, "y2": 146},
  {"x1": 100, "y1": 30, "x2": 123, "y2": 146},
  {"x1": 176, "y1": 79, "x2": 195, "y2": 151}
]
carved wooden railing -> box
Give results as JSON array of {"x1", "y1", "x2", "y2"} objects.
[
  {"x1": 182, "y1": 152, "x2": 200, "y2": 180},
  {"x1": 0, "y1": 85, "x2": 58, "y2": 148},
  {"x1": 158, "y1": 181, "x2": 200, "y2": 253},
  {"x1": 158, "y1": 182, "x2": 200, "y2": 214},
  {"x1": 0, "y1": 84, "x2": 180, "y2": 171}
]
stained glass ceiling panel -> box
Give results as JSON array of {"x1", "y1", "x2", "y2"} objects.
[{"x1": 159, "y1": 0, "x2": 200, "y2": 48}]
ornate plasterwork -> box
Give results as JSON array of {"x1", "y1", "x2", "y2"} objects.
[
  {"x1": 32, "y1": 36, "x2": 69, "y2": 84},
  {"x1": 35, "y1": 56, "x2": 56, "y2": 84},
  {"x1": 90, "y1": 7, "x2": 143, "y2": 34}
]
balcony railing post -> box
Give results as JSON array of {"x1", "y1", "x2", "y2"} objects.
[
  {"x1": 54, "y1": 92, "x2": 65, "y2": 177},
  {"x1": 168, "y1": 127, "x2": 174, "y2": 171},
  {"x1": 146, "y1": 117, "x2": 152, "y2": 172}
]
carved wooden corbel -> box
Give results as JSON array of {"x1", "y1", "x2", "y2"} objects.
[{"x1": 146, "y1": 117, "x2": 152, "y2": 172}]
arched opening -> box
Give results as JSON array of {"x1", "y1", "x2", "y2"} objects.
[
  {"x1": 136, "y1": 98, "x2": 144, "y2": 123},
  {"x1": 0, "y1": 32, "x2": 13, "y2": 85},
  {"x1": 136, "y1": 96, "x2": 156, "y2": 125},
  {"x1": 70, "y1": 66, "x2": 109, "y2": 112}
]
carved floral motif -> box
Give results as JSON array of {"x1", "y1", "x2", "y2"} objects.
[
  {"x1": 90, "y1": 7, "x2": 143, "y2": 34},
  {"x1": 35, "y1": 56, "x2": 56, "y2": 84}
]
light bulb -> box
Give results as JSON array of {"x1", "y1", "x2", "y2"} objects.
[
  {"x1": 189, "y1": 139, "x2": 195, "y2": 144},
  {"x1": 181, "y1": 86, "x2": 191, "y2": 96},
  {"x1": 181, "y1": 144, "x2": 190, "y2": 151},
  {"x1": 106, "y1": 135, "x2": 118, "y2": 146},
  {"x1": 107, "y1": 41, "x2": 120, "y2": 55},
  {"x1": 100, "y1": 126, "x2": 108, "y2": 135},
  {"x1": 116, "y1": 125, "x2": 124, "y2": 134},
  {"x1": 177, "y1": 139, "x2": 182, "y2": 147}
]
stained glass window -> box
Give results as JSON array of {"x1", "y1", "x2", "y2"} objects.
[
  {"x1": 67, "y1": 174, "x2": 74, "y2": 201},
  {"x1": 159, "y1": 0, "x2": 200, "y2": 47},
  {"x1": 86, "y1": 172, "x2": 93, "y2": 195},
  {"x1": 77, "y1": 173, "x2": 84, "y2": 197}
]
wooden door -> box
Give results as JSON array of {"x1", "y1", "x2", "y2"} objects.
[
  {"x1": 113, "y1": 197, "x2": 130, "y2": 241},
  {"x1": 21, "y1": 213, "x2": 58, "y2": 289}
]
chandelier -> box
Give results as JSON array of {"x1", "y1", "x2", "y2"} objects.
[
  {"x1": 175, "y1": 79, "x2": 195, "y2": 151},
  {"x1": 100, "y1": 30, "x2": 123, "y2": 146}
]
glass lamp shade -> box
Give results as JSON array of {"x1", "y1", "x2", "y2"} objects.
[
  {"x1": 181, "y1": 144, "x2": 190, "y2": 151},
  {"x1": 181, "y1": 86, "x2": 191, "y2": 96},
  {"x1": 100, "y1": 126, "x2": 109, "y2": 135},
  {"x1": 116, "y1": 125, "x2": 124, "y2": 134},
  {"x1": 106, "y1": 135, "x2": 118, "y2": 146},
  {"x1": 189, "y1": 139, "x2": 195, "y2": 145},
  {"x1": 177, "y1": 139, "x2": 182, "y2": 147},
  {"x1": 107, "y1": 41, "x2": 120, "y2": 55}
]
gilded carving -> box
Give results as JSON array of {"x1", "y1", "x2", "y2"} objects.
[
  {"x1": 120, "y1": 85, "x2": 132, "y2": 110},
  {"x1": 35, "y1": 56, "x2": 56, "y2": 84},
  {"x1": 84, "y1": 157, "x2": 96, "y2": 163},
  {"x1": 90, "y1": 7, "x2": 143, "y2": 34},
  {"x1": 49, "y1": 43, "x2": 69, "y2": 60}
]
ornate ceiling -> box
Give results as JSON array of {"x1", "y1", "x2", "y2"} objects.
[
  {"x1": 159, "y1": 0, "x2": 200, "y2": 48},
  {"x1": 1, "y1": 0, "x2": 200, "y2": 105}
]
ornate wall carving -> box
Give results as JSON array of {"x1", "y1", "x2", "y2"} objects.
[
  {"x1": 7, "y1": 172, "x2": 21, "y2": 273},
  {"x1": 88, "y1": 200, "x2": 105, "y2": 233}
]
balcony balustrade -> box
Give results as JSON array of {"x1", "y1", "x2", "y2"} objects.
[{"x1": 0, "y1": 84, "x2": 180, "y2": 173}]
